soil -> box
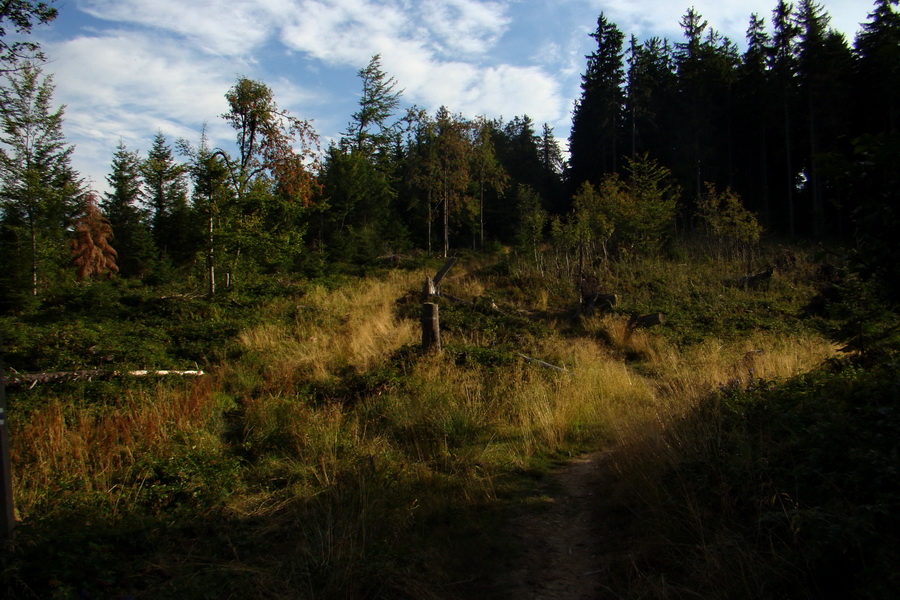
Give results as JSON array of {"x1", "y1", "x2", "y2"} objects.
[{"x1": 486, "y1": 450, "x2": 634, "y2": 600}]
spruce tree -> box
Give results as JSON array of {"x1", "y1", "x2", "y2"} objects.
[
  {"x1": 569, "y1": 13, "x2": 625, "y2": 188},
  {"x1": 735, "y1": 13, "x2": 774, "y2": 224},
  {"x1": 854, "y1": 0, "x2": 900, "y2": 135},
  {"x1": 796, "y1": 0, "x2": 852, "y2": 238},
  {"x1": 344, "y1": 54, "x2": 403, "y2": 158},
  {"x1": 141, "y1": 131, "x2": 188, "y2": 256},
  {"x1": 0, "y1": 62, "x2": 80, "y2": 302},
  {"x1": 103, "y1": 141, "x2": 156, "y2": 277},
  {"x1": 770, "y1": 0, "x2": 800, "y2": 238}
]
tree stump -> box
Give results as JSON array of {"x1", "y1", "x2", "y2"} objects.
[{"x1": 421, "y1": 302, "x2": 441, "y2": 353}]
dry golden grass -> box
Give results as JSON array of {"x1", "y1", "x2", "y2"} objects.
[{"x1": 237, "y1": 270, "x2": 419, "y2": 389}]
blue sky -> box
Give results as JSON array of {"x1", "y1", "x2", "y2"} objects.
[{"x1": 28, "y1": 0, "x2": 875, "y2": 193}]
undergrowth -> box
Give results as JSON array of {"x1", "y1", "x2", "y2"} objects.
[{"x1": 0, "y1": 245, "x2": 856, "y2": 598}]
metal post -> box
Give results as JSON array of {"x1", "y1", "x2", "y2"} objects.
[{"x1": 0, "y1": 333, "x2": 15, "y2": 542}]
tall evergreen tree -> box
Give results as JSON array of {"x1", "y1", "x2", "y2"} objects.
[
  {"x1": 491, "y1": 115, "x2": 546, "y2": 241},
  {"x1": 536, "y1": 123, "x2": 566, "y2": 214},
  {"x1": 102, "y1": 141, "x2": 156, "y2": 277},
  {"x1": 770, "y1": 0, "x2": 801, "y2": 238},
  {"x1": 344, "y1": 53, "x2": 403, "y2": 158},
  {"x1": 180, "y1": 128, "x2": 232, "y2": 296},
  {"x1": 319, "y1": 55, "x2": 406, "y2": 261},
  {"x1": 625, "y1": 36, "x2": 677, "y2": 169},
  {"x1": 141, "y1": 131, "x2": 187, "y2": 256},
  {"x1": 673, "y1": 9, "x2": 740, "y2": 201},
  {"x1": 854, "y1": 0, "x2": 900, "y2": 135},
  {"x1": 0, "y1": 62, "x2": 80, "y2": 302},
  {"x1": 569, "y1": 13, "x2": 625, "y2": 188},
  {"x1": 470, "y1": 116, "x2": 508, "y2": 248},
  {"x1": 796, "y1": 0, "x2": 852, "y2": 238},
  {"x1": 735, "y1": 13, "x2": 774, "y2": 224}
]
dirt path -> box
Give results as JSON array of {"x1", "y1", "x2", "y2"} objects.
[{"x1": 491, "y1": 450, "x2": 625, "y2": 600}]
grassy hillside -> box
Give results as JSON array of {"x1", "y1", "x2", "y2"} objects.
[{"x1": 2, "y1": 244, "x2": 894, "y2": 599}]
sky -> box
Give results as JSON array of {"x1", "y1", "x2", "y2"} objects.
[{"x1": 25, "y1": 0, "x2": 876, "y2": 193}]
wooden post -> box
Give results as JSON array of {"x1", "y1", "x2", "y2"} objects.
[
  {"x1": 421, "y1": 302, "x2": 441, "y2": 353},
  {"x1": 422, "y1": 277, "x2": 436, "y2": 301},
  {"x1": 0, "y1": 334, "x2": 15, "y2": 542}
]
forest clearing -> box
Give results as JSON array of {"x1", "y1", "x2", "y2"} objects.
[
  {"x1": 3, "y1": 245, "x2": 897, "y2": 599},
  {"x1": 2, "y1": 1, "x2": 899, "y2": 597}
]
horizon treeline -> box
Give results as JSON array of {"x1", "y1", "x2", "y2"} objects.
[{"x1": 1, "y1": 0, "x2": 898, "y2": 310}]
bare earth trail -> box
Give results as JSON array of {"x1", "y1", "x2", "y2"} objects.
[{"x1": 486, "y1": 450, "x2": 633, "y2": 600}]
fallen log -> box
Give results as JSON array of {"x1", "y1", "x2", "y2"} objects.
[
  {"x1": 627, "y1": 312, "x2": 665, "y2": 331},
  {"x1": 4, "y1": 369, "x2": 206, "y2": 388},
  {"x1": 725, "y1": 267, "x2": 775, "y2": 289},
  {"x1": 519, "y1": 354, "x2": 568, "y2": 373}
]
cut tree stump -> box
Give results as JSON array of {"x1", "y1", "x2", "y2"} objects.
[{"x1": 421, "y1": 302, "x2": 441, "y2": 353}]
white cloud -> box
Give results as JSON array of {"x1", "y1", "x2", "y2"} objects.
[
  {"x1": 276, "y1": 0, "x2": 564, "y2": 124},
  {"x1": 77, "y1": 0, "x2": 277, "y2": 56},
  {"x1": 421, "y1": 0, "x2": 511, "y2": 56},
  {"x1": 44, "y1": 30, "x2": 240, "y2": 190}
]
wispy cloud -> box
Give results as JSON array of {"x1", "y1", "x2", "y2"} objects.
[
  {"x1": 421, "y1": 0, "x2": 510, "y2": 56},
  {"x1": 77, "y1": 0, "x2": 277, "y2": 56},
  {"x1": 46, "y1": 29, "x2": 236, "y2": 184}
]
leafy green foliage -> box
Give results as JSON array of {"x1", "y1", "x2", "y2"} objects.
[{"x1": 695, "y1": 182, "x2": 762, "y2": 261}]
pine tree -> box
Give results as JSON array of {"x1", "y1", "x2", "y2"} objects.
[
  {"x1": 770, "y1": 0, "x2": 800, "y2": 238},
  {"x1": 72, "y1": 192, "x2": 118, "y2": 281},
  {"x1": 102, "y1": 141, "x2": 156, "y2": 277},
  {"x1": 854, "y1": 0, "x2": 900, "y2": 135},
  {"x1": 569, "y1": 13, "x2": 625, "y2": 188},
  {"x1": 471, "y1": 116, "x2": 508, "y2": 247},
  {"x1": 141, "y1": 131, "x2": 188, "y2": 255},
  {"x1": 344, "y1": 54, "x2": 403, "y2": 158},
  {"x1": 180, "y1": 128, "x2": 232, "y2": 296},
  {"x1": 0, "y1": 62, "x2": 80, "y2": 301}
]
